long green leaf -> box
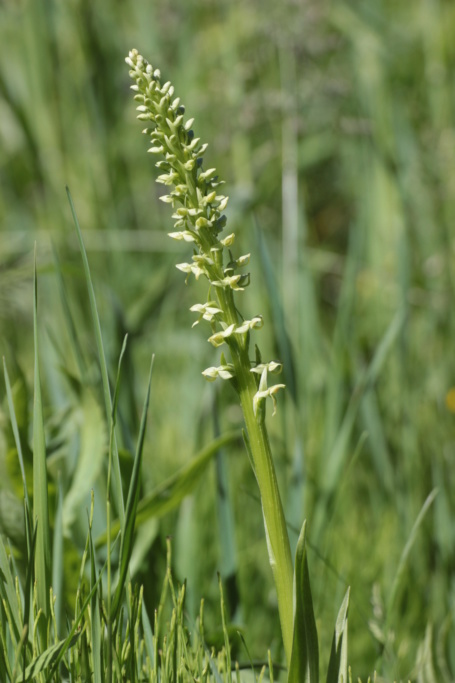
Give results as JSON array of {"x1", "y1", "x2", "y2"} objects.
[
  {"x1": 386, "y1": 488, "x2": 438, "y2": 621},
  {"x1": 326, "y1": 588, "x2": 350, "y2": 683},
  {"x1": 415, "y1": 623, "x2": 438, "y2": 683},
  {"x1": 52, "y1": 475, "x2": 64, "y2": 635},
  {"x1": 322, "y1": 309, "x2": 405, "y2": 496},
  {"x1": 66, "y1": 186, "x2": 125, "y2": 525},
  {"x1": 51, "y1": 243, "x2": 88, "y2": 380},
  {"x1": 62, "y1": 389, "x2": 107, "y2": 532},
  {"x1": 106, "y1": 334, "x2": 129, "y2": 683},
  {"x1": 110, "y1": 356, "x2": 154, "y2": 621},
  {"x1": 22, "y1": 521, "x2": 37, "y2": 651},
  {"x1": 141, "y1": 601, "x2": 155, "y2": 670},
  {"x1": 0, "y1": 535, "x2": 22, "y2": 645},
  {"x1": 289, "y1": 520, "x2": 319, "y2": 683},
  {"x1": 3, "y1": 358, "x2": 34, "y2": 578},
  {"x1": 89, "y1": 527, "x2": 102, "y2": 683},
  {"x1": 3, "y1": 359, "x2": 31, "y2": 519},
  {"x1": 32, "y1": 247, "x2": 51, "y2": 646}
]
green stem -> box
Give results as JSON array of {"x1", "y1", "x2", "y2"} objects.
[
  {"x1": 235, "y1": 344, "x2": 294, "y2": 666},
  {"x1": 199, "y1": 173, "x2": 294, "y2": 668},
  {"x1": 127, "y1": 52, "x2": 294, "y2": 664},
  {"x1": 219, "y1": 290, "x2": 294, "y2": 666}
]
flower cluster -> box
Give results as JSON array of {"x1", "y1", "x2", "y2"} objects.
[{"x1": 126, "y1": 49, "x2": 284, "y2": 417}]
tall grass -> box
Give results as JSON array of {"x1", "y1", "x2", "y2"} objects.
[{"x1": 1, "y1": 0, "x2": 455, "y2": 680}]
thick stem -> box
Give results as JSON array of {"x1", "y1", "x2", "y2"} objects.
[
  {"x1": 218, "y1": 287, "x2": 294, "y2": 666},
  {"x1": 231, "y1": 343, "x2": 294, "y2": 666}
]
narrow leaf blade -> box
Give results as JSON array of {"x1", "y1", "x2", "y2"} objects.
[
  {"x1": 32, "y1": 248, "x2": 51, "y2": 644},
  {"x1": 289, "y1": 520, "x2": 319, "y2": 683},
  {"x1": 66, "y1": 186, "x2": 125, "y2": 524},
  {"x1": 326, "y1": 587, "x2": 350, "y2": 683},
  {"x1": 111, "y1": 356, "x2": 154, "y2": 621}
]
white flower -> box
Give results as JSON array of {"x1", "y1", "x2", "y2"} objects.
[
  {"x1": 202, "y1": 364, "x2": 235, "y2": 381},
  {"x1": 251, "y1": 361, "x2": 283, "y2": 375},
  {"x1": 235, "y1": 316, "x2": 263, "y2": 334},
  {"x1": 212, "y1": 274, "x2": 245, "y2": 291},
  {"x1": 168, "y1": 231, "x2": 197, "y2": 242},
  {"x1": 252, "y1": 365, "x2": 285, "y2": 416},
  {"x1": 253, "y1": 383, "x2": 286, "y2": 417},
  {"x1": 190, "y1": 302, "x2": 223, "y2": 326},
  {"x1": 175, "y1": 262, "x2": 207, "y2": 280},
  {"x1": 208, "y1": 324, "x2": 236, "y2": 347}
]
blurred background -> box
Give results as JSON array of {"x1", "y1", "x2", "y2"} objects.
[{"x1": 1, "y1": 0, "x2": 455, "y2": 679}]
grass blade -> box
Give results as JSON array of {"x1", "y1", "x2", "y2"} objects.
[
  {"x1": 52, "y1": 475, "x2": 64, "y2": 636},
  {"x1": 106, "y1": 333, "x2": 129, "y2": 683},
  {"x1": 141, "y1": 600, "x2": 155, "y2": 670},
  {"x1": 3, "y1": 360, "x2": 32, "y2": 521},
  {"x1": 386, "y1": 488, "x2": 439, "y2": 621},
  {"x1": 326, "y1": 587, "x2": 350, "y2": 683},
  {"x1": 318, "y1": 309, "x2": 406, "y2": 517},
  {"x1": 32, "y1": 247, "x2": 51, "y2": 647},
  {"x1": 51, "y1": 243, "x2": 87, "y2": 381},
  {"x1": 89, "y1": 526, "x2": 102, "y2": 683},
  {"x1": 110, "y1": 356, "x2": 154, "y2": 621},
  {"x1": 66, "y1": 186, "x2": 125, "y2": 525},
  {"x1": 289, "y1": 520, "x2": 319, "y2": 683},
  {"x1": 22, "y1": 521, "x2": 37, "y2": 648},
  {"x1": 62, "y1": 389, "x2": 107, "y2": 533},
  {"x1": 218, "y1": 574, "x2": 232, "y2": 683},
  {"x1": 0, "y1": 536, "x2": 22, "y2": 646}
]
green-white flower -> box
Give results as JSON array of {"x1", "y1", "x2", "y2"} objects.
[
  {"x1": 126, "y1": 50, "x2": 295, "y2": 667},
  {"x1": 126, "y1": 48, "x2": 284, "y2": 410}
]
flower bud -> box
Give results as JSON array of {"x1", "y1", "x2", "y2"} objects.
[{"x1": 220, "y1": 233, "x2": 235, "y2": 247}]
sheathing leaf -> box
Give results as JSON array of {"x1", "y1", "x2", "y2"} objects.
[
  {"x1": 326, "y1": 588, "x2": 350, "y2": 683},
  {"x1": 289, "y1": 520, "x2": 319, "y2": 683}
]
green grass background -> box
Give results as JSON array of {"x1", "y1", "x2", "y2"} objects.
[{"x1": 1, "y1": 0, "x2": 455, "y2": 680}]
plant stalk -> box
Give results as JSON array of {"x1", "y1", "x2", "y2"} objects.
[
  {"x1": 125, "y1": 49, "x2": 295, "y2": 667},
  {"x1": 219, "y1": 289, "x2": 294, "y2": 666},
  {"x1": 239, "y1": 354, "x2": 294, "y2": 665}
]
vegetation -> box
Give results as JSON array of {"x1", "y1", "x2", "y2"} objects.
[{"x1": 1, "y1": 1, "x2": 455, "y2": 681}]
